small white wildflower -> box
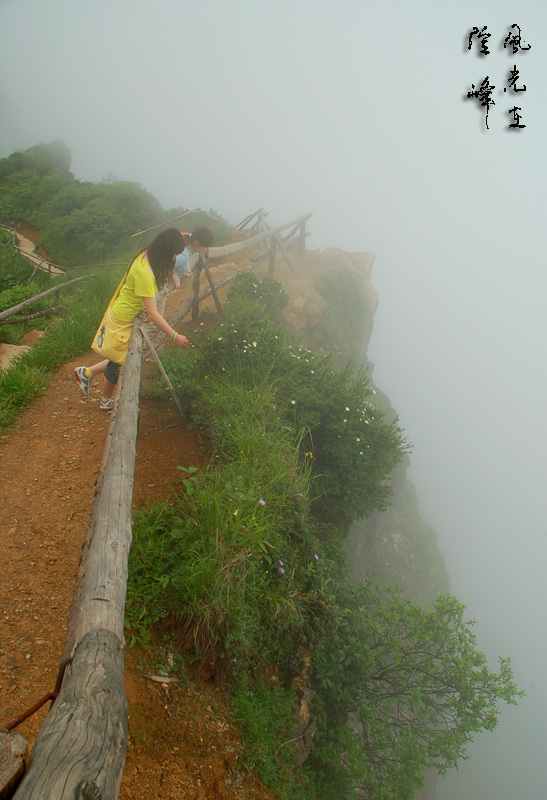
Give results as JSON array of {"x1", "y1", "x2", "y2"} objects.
[
  {"x1": 343, "y1": 419, "x2": 347, "y2": 423},
  {"x1": 252, "y1": 341, "x2": 257, "y2": 347},
  {"x1": 346, "y1": 407, "x2": 350, "y2": 411},
  {"x1": 291, "y1": 400, "x2": 296, "y2": 405},
  {"x1": 356, "y1": 438, "x2": 360, "y2": 442}
]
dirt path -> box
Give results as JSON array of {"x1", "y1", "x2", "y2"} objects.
[
  {"x1": 15, "y1": 227, "x2": 64, "y2": 276},
  {"x1": 0, "y1": 261, "x2": 286, "y2": 799}
]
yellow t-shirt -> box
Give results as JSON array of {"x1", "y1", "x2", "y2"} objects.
[{"x1": 111, "y1": 252, "x2": 158, "y2": 321}]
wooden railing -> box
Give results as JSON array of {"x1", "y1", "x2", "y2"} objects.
[
  {"x1": 190, "y1": 212, "x2": 312, "y2": 320},
  {"x1": 12, "y1": 322, "x2": 144, "y2": 800},
  {"x1": 8, "y1": 210, "x2": 312, "y2": 799},
  {"x1": 0, "y1": 276, "x2": 93, "y2": 327}
]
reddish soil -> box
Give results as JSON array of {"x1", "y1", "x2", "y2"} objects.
[{"x1": 0, "y1": 250, "x2": 326, "y2": 799}]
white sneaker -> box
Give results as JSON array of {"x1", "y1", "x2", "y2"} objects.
[
  {"x1": 74, "y1": 366, "x2": 92, "y2": 396},
  {"x1": 99, "y1": 396, "x2": 115, "y2": 411}
]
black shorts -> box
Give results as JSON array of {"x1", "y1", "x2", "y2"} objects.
[{"x1": 104, "y1": 360, "x2": 121, "y2": 384}]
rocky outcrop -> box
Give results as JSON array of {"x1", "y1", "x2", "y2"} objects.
[{"x1": 282, "y1": 248, "x2": 377, "y2": 358}]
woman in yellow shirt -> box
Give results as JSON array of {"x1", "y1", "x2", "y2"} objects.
[{"x1": 74, "y1": 228, "x2": 190, "y2": 410}]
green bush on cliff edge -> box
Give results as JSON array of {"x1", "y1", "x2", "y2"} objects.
[{"x1": 127, "y1": 273, "x2": 521, "y2": 800}]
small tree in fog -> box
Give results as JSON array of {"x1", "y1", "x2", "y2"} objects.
[{"x1": 310, "y1": 587, "x2": 523, "y2": 800}]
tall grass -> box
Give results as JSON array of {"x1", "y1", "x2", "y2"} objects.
[
  {"x1": 0, "y1": 266, "x2": 123, "y2": 433},
  {"x1": 127, "y1": 378, "x2": 318, "y2": 670},
  {"x1": 126, "y1": 275, "x2": 409, "y2": 797},
  {"x1": 0, "y1": 364, "x2": 49, "y2": 429},
  {"x1": 233, "y1": 674, "x2": 311, "y2": 799}
]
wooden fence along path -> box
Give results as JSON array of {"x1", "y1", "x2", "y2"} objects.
[
  {"x1": 10, "y1": 324, "x2": 144, "y2": 800},
  {"x1": 0, "y1": 225, "x2": 66, "y2": 277},
  {"x1": 0, "y1": 276, "x2": 93, "y2": 327},
  {"x1": 7, "y1": 211, "x2": 311, "y2": 800}
]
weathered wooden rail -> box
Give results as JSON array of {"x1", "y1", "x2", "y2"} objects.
[
  {"x1": 235, "y1": 207, "x2": 268, "y2": 233},
  {"x1": 209, "y1": 212, "x2": 311, "y2": 259},
  {"x1": 12, "y1": 322, "x2": 144, "y2": 800},
  {"x1": 8, "y1": 211, "x2": 312, "y2": 799},
  {"x1": 0, "y1": 225, "x2": 66, "y2": 276},
  {"x1": 0, "y1": 275, "x2": 93, "y2": 325},
  {"x1": 13, "y1": 246, "x2": 66, "y2": 276},
  {"x1": 189, "y1": 212, "x2": 312, "y2": 320}
]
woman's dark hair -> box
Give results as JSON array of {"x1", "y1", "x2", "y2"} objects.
[
  {"x1": 145, "y1": 228, "x2": 185, "y2": 289},
  {"x1": 189, "y1": 226, "x2": 215, "y2": 247}
]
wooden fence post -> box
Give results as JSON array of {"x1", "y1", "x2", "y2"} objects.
[
  {"x1": 200, "y1": 255, "x2": 222, "y2": 316},
  {"x1": 140, "y1": 326, "x2": 187, "y2": 422},
  {"x1": 275, "y1": 233, "x2": 298, "y2": 278},
  {"x1": 298, "y1": 221, "x2": 307, "y2": 254},
  {"x1": 268, "y1": 236, "x2": 277, "y2": 277},
  {"x1": 191, "y1": 260, "x2": 202, "y2": 321}
]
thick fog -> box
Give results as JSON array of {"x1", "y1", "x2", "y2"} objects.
[{"x1": 1, "y1": 1, "x2": 545, "y2": 797}]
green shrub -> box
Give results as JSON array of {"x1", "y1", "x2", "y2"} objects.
[
  {"x1": 308, "y1": 586, "x2": 522, "y2": 800},
  {"x1": 0, "y1": 143, "x2": 165, "y2": 266},
  {"x1": 127, "y1": 380, "x2": 322, "y2": 670},
  {"x1": 310, "y1": 268, "x2": 371, "y2": 365},
  {"x1": 0, "y1": 282, "x2": 43, "y2": 313},
  {"x1": 127, "y1": 272, "x2": 520, "y2": 800},
  {"x1": 0, "y1": 363, "x2": 49, "y2": 427},
  {"x1": 0, "y1": 231, "x2": 48, "y2": 293},
  {"x1": 233, "y1": 674, "x2": 310, "y2": 799},
  {"x1": 227, "y1": 271, "x2": 289, "y2": 318},
  {"x1": 165, "y1": 303, "x2": 408, "y2": 524},
  {"x1": 0, "y1": 267, "x2": 122, "y2": 432}
]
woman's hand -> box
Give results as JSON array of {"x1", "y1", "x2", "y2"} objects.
[
  {"x1": 172, "y1": 274, "x2": 181, "y2": 289},
  {"x1": 174, "y1": 333, "x2": 191, "y2": 349}
]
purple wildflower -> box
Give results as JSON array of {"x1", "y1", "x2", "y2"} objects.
[{"x1": 258, "y1": 499, "x2": 266, "y2": 506}]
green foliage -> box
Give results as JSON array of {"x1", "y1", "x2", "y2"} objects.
[
  {"x1": 0, "y1": 363, "x2": 49, "y2": 429},
  {"x1": 233, "y1": 675, "x2": 310, "y2": 798},
  {"x1": 127, "y1": 273, "x2": 521, "y2": 800},
  {"x1": 36, "y1": 181, "x2": 163, "y2": 265},
  {"x1": 310, "y1": 268, "x2": 371, "y2": 366},
  {"x1": 309, "y1": 586, "x2": 523, "y2": 799},
  {"x1": 0, "y1": 281, "x2": 43, "y2": 314},
  {"x1": 0, "y1": 145, "x2": 520, "y2": 799},
  {"x1": 164, "y1": 275, "x2": 408, "y2": 525},
  {"x1": 127, "y1": 381, "x2": 321, "y2": 669},
  {"x1": 0, "y1": 230, "x2": 47, "y2": 293},
  {"x1": 226, "y1": 271, "x2": 289, "y2": 319},
  {"x1": 0, "y1": 141, "x2": 231, "y2": 430},
  {"x1": 0, "y1": 267, "x2": 122, "y2": 433},
  {"x1": 0, "y1": 141, "x2": 72, "y2": 182},
  {"x1": 0, "y1": 143, "x2": 163, "y2": 265},
  {"x1": 0, "y1": 278, "x2": 51, "y2": 345}
]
